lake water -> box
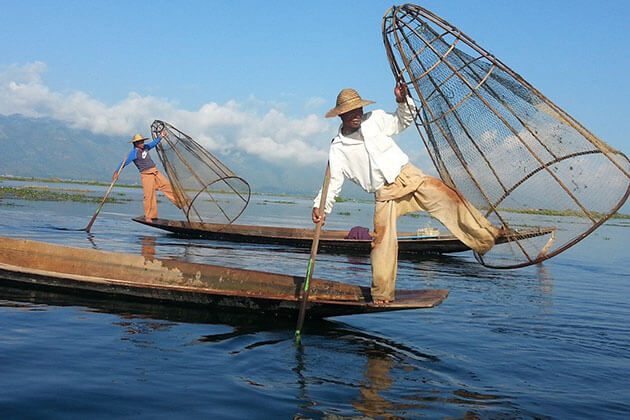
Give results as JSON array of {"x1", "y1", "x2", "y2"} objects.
[{"x1": 1, "y1": 180, "x2": 629, "y2": 419}]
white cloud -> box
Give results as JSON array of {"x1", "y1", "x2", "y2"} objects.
[
  {"x1": 0, "y1": 62, "x2": 332, "y2": 165},
  {"x1": 304, "y1": 96, "x2": 326, "y2": 111}
]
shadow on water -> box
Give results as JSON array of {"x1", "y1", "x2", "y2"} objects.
[
  {"x1": 43, "y1": 224, "x2": 102, "y2": 247},
  {"x1": 46, "y1": 224, "x2": 88, "y2": 232},
  {"x1": 0, "y1": 277, "x2": 416, "y2": 342},
  {"x1": 0, "y1": 282, "x2": 440, "y2": 367},
  {"x1": 0, "y1": 284, "x2": 295, "y2": 329},
  {"x1": 0, "y1": 283, "x2": 434, "y2": 355}
]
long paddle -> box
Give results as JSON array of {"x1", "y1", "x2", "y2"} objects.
[
  {"x1": 83, "y1": 157, "x2": 127, "y2": 233},
  {"x1": 295, "y1": 163, "x2": 331, "y2": 344}
]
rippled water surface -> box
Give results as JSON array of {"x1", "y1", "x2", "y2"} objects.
[{"x1": 1, "y1": 181, "x2": 629, "y2": 419}]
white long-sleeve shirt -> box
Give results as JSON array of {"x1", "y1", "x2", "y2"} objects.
[{"x1": 314, "y1": 97, "x2": 416, "y2": 213}]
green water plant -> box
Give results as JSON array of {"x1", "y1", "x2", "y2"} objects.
[{"x1": 0, "y1": 186, "x2": 130, "y2": 204}]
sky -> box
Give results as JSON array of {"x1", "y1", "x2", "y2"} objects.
[{"x1": 1, "y1": 0, "x2": 629, "y2": 177}]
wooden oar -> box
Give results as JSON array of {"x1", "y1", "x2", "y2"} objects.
[
  {"x1": 295, "y1": 163, "x2": 331, "y2": 344},
  {"x1": 83, "y1": 157, "x2": 127, "y2": 233}
]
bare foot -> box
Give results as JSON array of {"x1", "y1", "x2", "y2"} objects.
[
  {"x1": 145, "y1": 217, "x2": 153, "y2": 223},
  {"x1": 496, "y1": 226, "x2": 515, "y2": 238}
]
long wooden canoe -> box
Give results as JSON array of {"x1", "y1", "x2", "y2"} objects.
[
  {"x1": 0, "y1": 236, "x2": 448, "y2": 319},
  {"x1": 133, "y1": 217, "x2": 555, "y2": 256}
]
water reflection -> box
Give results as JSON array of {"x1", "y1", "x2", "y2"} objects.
[
  {"x1": 140, "y1": 236, "x2": 157, "y2": 260},
  {"x1": 288, "y1": 322, "x2": 523, "y2": 419},
  {"x1": 292, "y1": 324, "x2": 441, "y2": 418},
  {"x1": 536, "y1": 264, "x2": 554, "y2": 295},
  {"x1": 0, "y1": 284, "x2": 268, "y2": 327},
  {"x1": 0, "y1": 285, "x2": 427, "y2": 417},
  {"x1": 0, "y1": 279, "x2": 546, "y2": 418},
  {"x1": 352, "y1": 353, "x2": 395, "y2": 417}
]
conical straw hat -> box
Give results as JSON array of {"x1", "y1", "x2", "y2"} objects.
[
  {"x1": 325, "y1": 88, "x2": 375, "y2": 118},
  {"x1": 129, "y1": 133, "x2": 148, "y2": 143}
]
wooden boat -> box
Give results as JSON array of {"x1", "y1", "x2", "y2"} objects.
[
  {"x1": 133, "y1": 217, "x2": 555, "y2": 256},
  {"x1": 0, "y1": 236, "x2": 447, "y2": 319}
]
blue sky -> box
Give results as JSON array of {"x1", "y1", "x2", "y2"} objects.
[{"x1": 1, "y1": 0, "x2": 628, "y2": 171}]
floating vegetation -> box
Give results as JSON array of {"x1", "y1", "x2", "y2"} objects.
[
  {"x1": 0, "y1": 186, "x2": 130, "y2": 204},
  {"x1": 500, "y1": 208, "x2": 630, "y2": 220},
  {"x1": 0, "y1": 175, "x2": 141, "y2": 189},
  {"x1": 262, "y1": 200, "x2": 296, "y2": 205},
  {"x1": 404, "y1": 213, "x2": 421, "y2": 219},
  {"x1": 338, "y1": 211, "x2": 351, "y2": 216},
  {"x1": 335, "y1": 196, "x2": 354, "y2": 203}
]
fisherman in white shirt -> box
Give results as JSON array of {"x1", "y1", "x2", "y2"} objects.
[{"x1": 313, "y1": 84, "x2": 500, "y2": 304}]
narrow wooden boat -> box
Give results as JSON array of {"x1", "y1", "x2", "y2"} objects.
[
  {"x1": 0, "y1": 236, "x2": 448, "y2": 319},
  {"x1": 133, "y1": 217, "x2": 555, "y2": 256}
]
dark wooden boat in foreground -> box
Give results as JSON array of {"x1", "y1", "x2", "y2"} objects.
[
  {"x1": 0, "y1": 236, "x2": 447, "y2": 319},
  {"x1": 134, "y1": 217, "x2": 555, "y2": 256}
]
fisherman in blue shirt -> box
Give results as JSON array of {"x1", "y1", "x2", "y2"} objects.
[{"x1": 112, "y1": 131, "x2": 182, "y2": 222}]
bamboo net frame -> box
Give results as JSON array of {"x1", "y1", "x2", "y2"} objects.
[
  {"x1": 150, "y1": 120, "x2": 250, "y2": 226},
  {"x1": 382, "y1": 4, "x2": 629, "y2": 268}
]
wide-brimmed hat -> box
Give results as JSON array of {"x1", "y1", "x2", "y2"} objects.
[
  {"x1": 129, "y1": 133, "x2": 148, "y2": 143},
  {"x1": 325, "y1": 88, "x2": 375, "y2": 118}
]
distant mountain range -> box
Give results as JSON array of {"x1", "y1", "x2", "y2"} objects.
[
  {"x1": 0, "y1": 114, "x2": 328, "y2": 196},
  {"x1": 2, "y1": 114, "x2": 627, "y2": 214},
  {"x1": 0, "y1": 114, "x2": 128, "y2": 181}
]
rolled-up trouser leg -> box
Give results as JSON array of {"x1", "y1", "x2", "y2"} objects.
[
  {"x1": 411, "y1": 176, "x2": 497, "y2": 254},
  {"x1": 371, "y1": 200, "x2": 399, "y2": 301},
  {"x1": 370, "y1": 164, "x2": 498, "y2": 302},
  {"x1": 154, "y1": 170, "x2": 181, "y2": 208},
  {"x1": 141, "y1": 171, "x2": 158, "y2": 219}
]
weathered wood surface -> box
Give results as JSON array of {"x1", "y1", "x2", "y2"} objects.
[{"x1": 0, "y1": 236, "x2": 448, "y2": 319}]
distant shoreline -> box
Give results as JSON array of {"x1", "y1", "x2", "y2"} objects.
[
  {"x1": 0, "y1": 175, "x2": 141, "y2": 189},
  {"x1": 0, "y1": 175, "x2": 309, "y2": 198},
  {"x1": 1, "y1": 175, "x2": 628, "y2": 219}
]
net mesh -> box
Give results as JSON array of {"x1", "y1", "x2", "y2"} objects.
[
  {"x1": 150, "y1": 120, "x2": 250, "y2": 225},
  {"x1": 383, "y1": 4, "x2": 629, "y2": 268}
]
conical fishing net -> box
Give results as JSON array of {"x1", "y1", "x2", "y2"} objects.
[
  {"x1": 383, "y1": 4, "x2": 629, "y2": 268},
  {"x1": 150, "y1": 120, "x2": 250, "y2": 225}
]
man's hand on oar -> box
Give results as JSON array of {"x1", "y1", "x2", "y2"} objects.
[{"x1": 311, "y1": 207, "x2": 326, "y2": 224}]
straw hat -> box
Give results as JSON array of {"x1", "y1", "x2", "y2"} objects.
[
  {"x1": 325, "y1": 88, "x2": 375, "y2": 118},
  {"x1": 129, "y1": 133, "x2": 148, "y2": 143}
]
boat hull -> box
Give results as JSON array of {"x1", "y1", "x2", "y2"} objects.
[
  {"x1": 134, "y1": 217, "x2": 555, "y2": 257},
  {"x1": 134, "y1": 217, "x2": 472, "y2": 255},
  {"x1": 0, "y1": 236, "x2": 448, "y2": 319}
]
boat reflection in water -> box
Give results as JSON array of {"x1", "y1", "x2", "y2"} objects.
[{"x1": 0, "y1": 270, "x2": 533, "y2": 418}]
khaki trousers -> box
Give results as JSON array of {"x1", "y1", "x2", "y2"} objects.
[
  {"x1": 371, "y1": 164, "x2": 498, "y2": 301},
  {"x1": 140, "y1": 168, "x2": 179, "y2": 219}
]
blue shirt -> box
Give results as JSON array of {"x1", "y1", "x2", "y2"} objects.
[{"x1": 116, "y1": 136, "x2": 163, "y2": 173}]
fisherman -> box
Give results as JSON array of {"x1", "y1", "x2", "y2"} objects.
[
  {"x1": 112, "y1": 131, "x2": 182, "y2": 222},
  {"x1": 312, "y1": 85, "x2": 500, "y2": 304}
]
